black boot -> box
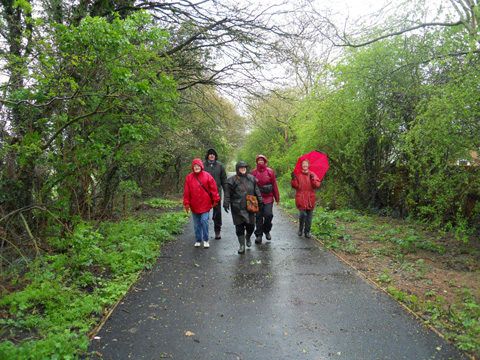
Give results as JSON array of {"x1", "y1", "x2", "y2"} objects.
[
  {"x1": 238, "y1": 235, "x2": 245, "y2": 254},
  {"x1": 246, "y1": 232, "x2": 252, "y2": 247},
  {"x1": 255, "y1": 235, "x2": 262, "y2": 244},
  {"x1": 298, "y1": 219, "x2": 304, "y2": 237}
]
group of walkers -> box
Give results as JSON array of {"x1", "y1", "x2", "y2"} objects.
[{"x1": 182, "y1": 148, "x2": 320, "y2": 254}]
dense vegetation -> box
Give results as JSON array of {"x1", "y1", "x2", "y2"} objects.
[
  {"x1": 238, "y1": 4, "x2": 480, "y2": 237},
  {"x1": 1, "y1": 0, "x2": 479, "y2": 358}
]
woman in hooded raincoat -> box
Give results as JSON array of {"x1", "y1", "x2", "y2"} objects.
[
  {"x1": 183, "y1": 159, "x2": 220, "y2": 248},
  {"x1": 223, "y1": 161, "x2": 263, "y2": 254},
  {"x1": 250, "y1": 155, "x2": 280, "y2": 243},
  {"x1": 291, "y1": 159, "x2": 321, "y2": 238}
]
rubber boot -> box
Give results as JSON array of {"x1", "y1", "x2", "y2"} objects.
[
  {"x1": 298, "y1": 218, "x2": 304, "y2": 237},
  {"x1": 246, "y1": 232, "x2": 252, "y2": 247},
  {"x1": 237, "y1": 235, "x2": 246, "y2": 254}
]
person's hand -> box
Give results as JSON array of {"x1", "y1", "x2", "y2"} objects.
[
  {"x1": 277, "y1": 201, "x2": 280, "y2": 206},
  {"x1": 310, "y1": 174, "x2": 314, "y2": 180},
  {"x1": 213, "y1": 201, "x2": 219, "y2": 208},
  {"x1": 291, "y1": 172, "x2": 296, "y2": 179},
  {"x1": 185, "y1": 204, "x2": 190, "y2": 214},
  {"x1": 223, "y1": 203, "x2": 229, "y2": 213}
]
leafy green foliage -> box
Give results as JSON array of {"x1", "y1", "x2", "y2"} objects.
[{"x1": 0, "y1": 208, "x2": 188, "y2": 359}]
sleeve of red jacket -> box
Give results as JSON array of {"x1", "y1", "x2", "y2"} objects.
[
  {"x1": 291, "y1": 177, "x2": 299, "y2": 190},
  {"x1": 183, "y1": 175, "x2": 191, "y2": 206},
  {"x1": 270, "y1": 169, "x2": 280, "y2": 203},
  {"x1": 310, "y1": 172, "x2": 321, "y2": 189}
]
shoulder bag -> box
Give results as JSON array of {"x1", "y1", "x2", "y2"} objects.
[{"x1": 237, "y1": 176, "x2": 259, "y2": 212}]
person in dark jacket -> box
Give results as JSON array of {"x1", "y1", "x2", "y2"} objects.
[
  {"x1": 183, "y1": 159, "x2": 220, "y2": 248},
  {"x1": 250, "y1": 155, "x2": 280, "y2": 243},
  {"x1": 203, "y1": 148, "x2": 227, "y2": 239},
  {"x1": 291, "y1": 159, "x2": 321, "y2": 238},
  {"x1": 223, "y1": 161, "x2": 264, "y2": 254}
]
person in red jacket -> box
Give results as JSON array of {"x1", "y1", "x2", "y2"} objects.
[
  {"x1": 250, "y1": 155, "x2": 280, "y2": 243},
  {"x1": 183, "y1": 159, "x2": 220, "y2": 248},
  {"x1": 291, "y1": 159, "x2": 321, "y2": 238}
]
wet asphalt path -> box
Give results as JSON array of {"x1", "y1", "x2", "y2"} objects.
[{"x1": 88, "y1": 205, "x2": 467, "y2": 360}]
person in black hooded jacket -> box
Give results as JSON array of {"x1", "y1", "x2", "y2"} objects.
[
  {"x1": 203, "y1": 148, "x2": 227, "y2": 239},
  {"x1": 223, "y1": 161, "x2": 263, "y2": 254}
]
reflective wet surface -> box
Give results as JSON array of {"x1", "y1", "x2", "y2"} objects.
[{"x1": 88, "y1": 205, "x2": 467, "y2": 360}]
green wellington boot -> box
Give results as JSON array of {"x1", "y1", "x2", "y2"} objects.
[
  {"x1": 237, "y1": 235, "x2": 246, "y2": 254},
  {"x1": 246, "y1": 232, "x2": 252, "y2": 247}
]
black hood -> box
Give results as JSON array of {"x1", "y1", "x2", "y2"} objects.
[
  {"x1": 205, "y1": 148, "x2": 218, "y2": 161},
  {"x1": 235, "y1": 161, "x2": 249, "y2": 176}
]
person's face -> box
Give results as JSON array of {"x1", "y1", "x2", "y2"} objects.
[
  {"x1": 302, "y1": 161, "x2": 309, "y2": 171},
  {"x1": 238, "y1": 167, "x2": 247, "y2": 175},
  {"x1": 257, "y1": 158, "x2": 265, "y2": 165},
  {"x1": 208, "y1": 153, "x2": 216, "y2": 161},
  {"x1": 193, "y1": 164, "x2": 202, "y2": 173}
]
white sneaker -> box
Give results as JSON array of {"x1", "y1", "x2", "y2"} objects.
[
  {"x1": 203, "y1": 241, "x2": 210, "y2": 248},
  {"x1": 194, "y1": 242, "x2": 201, "y2": 247}
]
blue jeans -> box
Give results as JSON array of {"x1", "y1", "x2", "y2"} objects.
[{"x1": 192, "y1": 212, "x2": 210, "y2": 242}]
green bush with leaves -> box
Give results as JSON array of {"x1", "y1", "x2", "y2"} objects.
[{"x1": 0, "y1": 209, "x2": 188, "y2": 359}]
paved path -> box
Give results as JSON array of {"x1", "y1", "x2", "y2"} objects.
[{"x1": 88, "y1": 205, "x2": 467, "y2": 360}]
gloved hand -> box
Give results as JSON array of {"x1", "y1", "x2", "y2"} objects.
[
  {"x1": 291, "y1": 172, "x2": 296, "y2": 179},
  {"x1": 310, "y1": 173, "x2": 314, "y2": 180},
  {"x1": 212, "y1": 201, "x2": 219, "y2": 208},
  {"x1": 223, "y1": 203, "x2": 229, "y2": 213},
  {"x1": 185, "y1": 204, "x2": 190, "y2": 214}
]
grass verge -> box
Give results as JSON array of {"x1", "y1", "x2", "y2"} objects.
[{"x1": 0, "y1": 199, "x2": 188, "y2": 359}]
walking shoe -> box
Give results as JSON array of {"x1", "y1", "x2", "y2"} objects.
[
  {"x1": 298, "y1": 230, "x2": 303, "y2": 237},
  {"x1": 255, "y1": 236, "x2": 262, "y2": 244},
  {"x1": 305, "y1": 232, "x2": 311, "y2": 239},
  {"x1": 215, "y1": 232, "x2": 221, "y2": 240},
  {"x1": 265, "y1": 232, "x2": 271, "y2": 240},
  {"x1": 204, "y1": 241, "x2": 210, "y2": 248},
  {"x1": 195, "y1": 242, "x2": 201, "y2": 247}
]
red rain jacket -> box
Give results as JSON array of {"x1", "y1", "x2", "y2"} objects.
[
  {"x1": 183, "y1": 159, "x2": 220, "y2": 214},
  {"x1": 250, "y1": 155, "x2": 280, "y2": 204},
  {"x1": 291, "y1": 171, "x2": 321, "y2": 210}
]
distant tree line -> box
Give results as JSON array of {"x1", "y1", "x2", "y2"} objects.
[{"x1": 237, "y1": 0, "x2": 480, "y2": 237}]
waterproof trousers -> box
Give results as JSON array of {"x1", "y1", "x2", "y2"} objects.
[
  {"x1": 299, "y1": 209, "x2": 313, "y2": 235},
  {"x1": 254, "y1": 202, "x2": 273, "y2": 237}
]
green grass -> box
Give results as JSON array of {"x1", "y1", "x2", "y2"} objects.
[{"x1": 0, "y1": 199, "x2": 188, "y2": 359}]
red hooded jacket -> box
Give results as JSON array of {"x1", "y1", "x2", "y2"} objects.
[
  {"x1": 291, "y1": 170, "x2": 321, "y2": 210},
  {"x1": 250, "y1": 155, "x2": 280, "y2": 204},
  {"x1": 183, "y1": 159, "x2": 220, "y2": 214}
]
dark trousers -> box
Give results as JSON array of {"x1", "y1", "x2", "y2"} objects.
[
  {"x1": 255, "y1": 202, "x2": 274, "y2": 237},
  {"x1": 235, "y1": 223, "x2": 255, "y2": 237},
  {"x1": 299, "y1": 209, "x2": 313, "y2": 233},
  {"x1": 212, "y1": 202, "x2": 222, "y2": 233}
]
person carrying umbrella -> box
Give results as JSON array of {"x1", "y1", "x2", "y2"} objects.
[{"x1": 291, "y1": 158, "x2": 322, "y2": 238}]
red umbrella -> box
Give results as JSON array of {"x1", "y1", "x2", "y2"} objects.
[{"x1": 294, "y1": 151, "x2": 329, "y2": 180}]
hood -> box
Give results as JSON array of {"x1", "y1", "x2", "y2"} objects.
[
  {"x1": 235, "y1": 161, "x2": 249, "y2": 176},
  {"x1": 191, "y1": 158, "x2": 204, "y2": 171},
  {"x1": 205, "y1": 148, "x2": 218, "y2": 161},
  {"x1": 256, "y1": 154, "x2": 267, "y2": 164}
]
